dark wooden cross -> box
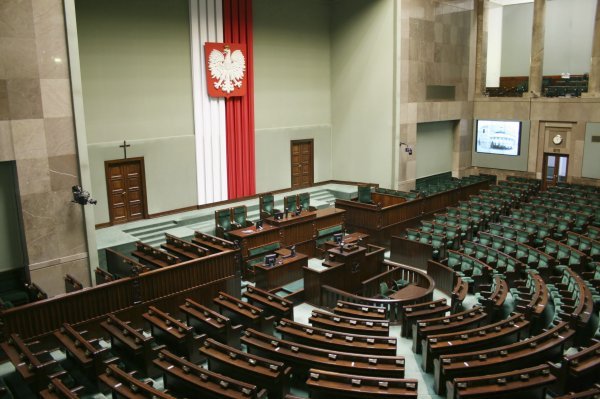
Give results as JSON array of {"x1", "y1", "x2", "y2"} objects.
[{"x1": 119, "y1": 140, "x2": 130, "y2": 159}]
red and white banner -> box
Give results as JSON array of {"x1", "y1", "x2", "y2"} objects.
[{"x1": 204, "y1": 42, "x2": 247, "y2": 98}]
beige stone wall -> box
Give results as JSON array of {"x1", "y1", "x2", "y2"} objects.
[
  {"x1": 397, "y1": 0, "x2": 475, "y2": 190},
  {"x1": 473, "y1": 97, "x2": 600, "y2": 186},
  {"x1": 0, "y1": 0, "x2": 89, "y2": 296}
]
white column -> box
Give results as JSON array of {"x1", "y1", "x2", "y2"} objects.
[{"x1": 190, "y1": 0, "x2": 228, "y2": 204}]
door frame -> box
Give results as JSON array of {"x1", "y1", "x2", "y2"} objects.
[
  {"x1": 104, "y1": 157, "x2": 149, "y2": 226},
  {"x1": 290, "y1": 139, "x2": 314, "y2": 189},
  {"x1": 541, "y1": 152, "x2": 569, "y2": 191}
]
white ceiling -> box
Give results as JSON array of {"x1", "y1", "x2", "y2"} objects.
[{"x1": 490, "y1": 0, "x2": 534, "y2": 5}]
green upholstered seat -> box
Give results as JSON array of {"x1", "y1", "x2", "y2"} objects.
[
  {"x1": 232, "y1": 205, "x2": 252, "y2": 228},
  {"x1": 284, "y1": 195, "x2": 298, "y2": 212},
  {"x1": 357, "y1": 185, "x2": 372, "y2": 204},
  {"x1": 260, "y1": 193, "x2": 280, "y2": 218},
  {"x1": 379, "y1": 282, "x2": 393, "y2": 298},
  {"x1": 215, "y1": 208, "x2": 232, "y2": 238},
  {"x1": 299, "y1": 192, "x2": 312, "y2": 210}
]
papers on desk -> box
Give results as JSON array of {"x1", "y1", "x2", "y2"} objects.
[{"x1": 242, "y1": 230, "x2": 254, "y2": 234}]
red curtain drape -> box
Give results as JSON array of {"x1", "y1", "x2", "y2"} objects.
[{"x1": 223, "y1": 0, "x2": 256, "y2": 199}]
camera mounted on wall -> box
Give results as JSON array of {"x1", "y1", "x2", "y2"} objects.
[
  {"x1": 72, "y1": 185, "x2": 97, "y2": 206},
  {"x1": 399, "y1": 142, "x2": 413, "y2": 156}
]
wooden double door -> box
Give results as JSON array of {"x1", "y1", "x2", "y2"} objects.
[
  {"x1": 291, "y1": 139, "x2": 314, "y2": 189},
  {"x1": 105, "y1": 158, "x2": 148, "y2": 225}
]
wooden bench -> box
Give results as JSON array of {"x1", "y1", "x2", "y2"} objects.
[
  {"x1": 306, "y1": 368, "x2": 418, "y2": 399},
  {"x1": 512, "y1": 271, "x2": 549, "y2": 321},
  {"x1": 451, "y1": 276, "x2": 469, "y2": 312},
  {"x1": 435, "y1": 320, "x2": 574, "y2": 395},
  {"x1": 99, "y1": 363, "x2": 176, "y2": 398},
  {"x1": 241, "y1": 328, "x2": 405, "y2": 379},
  {"x1": 154, "y1": 349, "x2": 267, "y2": 398},
  {"x1": 333, "y1": 300, "x2": 387, "y2": 320},
  {"x1": 400, "y1": 299, "x2": 450, "y2": 338},
  {"x1": 105, "y1": 248, "x2": 150, "y2": 277},
  {"x1": 213, "y1": 291, "x2": 274, "y2": 333},
  {"x1": 553, "y1": 384, "x2": 600, "y2": 399},
  {"x1": 0, "y1": 333, "x2": 64, "y2": 390},
  {"x1": 64, "y1": 274, "x2": 83, "y2": 293},
  {"x1": 94, "y1": 268, "x2": 116, "y2": 285},
  {"x1": 422, "y1": 312, "x2": 529, "y2": 372},
  {"x1": 549, "y1": 339, "x2": 600, "y2": 394},
  {"x1": 309, "y1": 310, "x2": 390, "y2": 336},
  {"x1": 200, "y1": 338, "x2": 291, "y2": 399},
  {"x1": 53, "y1": 323, "x2": 110, "y2": 381},
  {"x1": 412, "y1": 305, "x2": 488, "y2": 354},
  {"x1": 179, "y1": 298, "x2": 240, "y2": 348},
  {"x1": 161, "y1": 233, "x2": 207, "y2": 260},
  {"x1": 133, "y1": 241, "x2": 180, "y2": 269},
  {"x1": 192, "y1": 231, "x2": 237, "y2": 254},
  {"x1": 276, "y1": 318, "x2": 397, "y2": 356},
  {"x1": 39, "y1": 377, "x2": 84, "y2": 398},
  {"x1": 142, "y1": 306, "x2": 203, "y2": 363},
  {"x1": 476, "y1": 275, "x2": 508, "y2": 316},
  {"x1": 100, "y1": 313, "x2": 164, "y2": 378},
  {"x1": 242, "y1": 286, "x2": 294, "y2": 320},
  {"x1": 447, "y1": 363, "x2": 556, "y2": 399},
  {"x1": 26, "y1": 282, "x2": 48, "y2": 301}
]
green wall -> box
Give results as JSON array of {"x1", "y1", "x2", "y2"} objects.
[
  {"x1": 76, "y1": 0, "x2": 197, "y2": 223},
  {"x1": 416, "y1": 122, "x2": 454, "y2": 179},
  {"x1": 0, "y1": 162, "x2": 24, "y2": 272},
  {"x1": 582, "y1": 123, "x2": 600, "y2": 179},
  {"x1": 254, "y1": 0, "x2": 333, "y2": 192},
  {"x1": 331, "y1": 0, "x2": 394, "y2": 187}
]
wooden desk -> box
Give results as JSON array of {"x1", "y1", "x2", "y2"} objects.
[
  {"x1": 39, "y1": 378, "x2": 84, "y2": 399},
  {"x1": 254, "y1": 252, "x2": 308, "y2": 290},
  {"x1": 228, "y1": 224, "x2": 280, "y2": 259},
  {"x1": 99, "y1": 363, "x2": 177, "y2": 399},
  {"x1": 179, "y1": 298, "x2": 240, "y2": 348},
  {"x1": 323, "y1": 232, "x2": 369, "y2": 251},
  {"x1": 389, "y1": 284, "x2": 428, "y2": 301}
]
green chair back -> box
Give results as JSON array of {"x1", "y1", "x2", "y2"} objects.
[
  {"x1": 216, "y1": 209, "x2": 232, "y2": 231},
  {"x1": 261, "y1": 194, "x2": 275, "y2": 215},
  {"x1": 232, "y1": 205, "x2": 247, "y2": 226},
  {"x1": 357, "y1": 185, "x2": 372, "y2": 203},
  {"x1": 299, "y1": 192, "x2": 311, "y2": 210},
  {"x1": 284, "y1": 195, "x2": 297, "y2": 211}
]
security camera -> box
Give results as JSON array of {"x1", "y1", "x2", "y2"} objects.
[
  {"x1": 72, "y1": 185, "x2": 97, "y2": 206},
  {"x1": 406, "y1": 147, "x2": 413, "y2": 156}
]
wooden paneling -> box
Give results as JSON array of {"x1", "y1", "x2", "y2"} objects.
[{"x1": 0, "y1": 249, "x2": 239, "y2": 341}]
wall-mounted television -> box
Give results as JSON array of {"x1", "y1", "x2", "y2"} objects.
[{"x1": 476, "y1": 120, "x2": 522, "y2": 156}]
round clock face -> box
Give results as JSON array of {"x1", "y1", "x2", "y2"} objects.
[{"x1": 553, "y1": 134, "x2": 563, "y2": 145}]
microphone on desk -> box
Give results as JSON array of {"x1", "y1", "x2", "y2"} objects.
[{"x1": 284, "y1": 208, "x2": 289, "y2": 218}]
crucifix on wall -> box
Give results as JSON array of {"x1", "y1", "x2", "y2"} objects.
[{"x1": 119, "y1": 140, "x2": 131, "y2": 159}]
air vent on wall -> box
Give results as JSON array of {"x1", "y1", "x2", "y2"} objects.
[
  {"x1": 591, "y1": 136, "x2": 600, "y2": 143},
  {"x1": 426, "y1": 85, "x2": 456, "y2": 101}
]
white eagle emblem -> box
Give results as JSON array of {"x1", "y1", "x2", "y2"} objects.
[{"x1": 208, "y1": 47, "x2": 245, "y2": 94}]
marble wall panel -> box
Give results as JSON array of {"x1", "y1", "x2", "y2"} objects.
[
  {"x1": 6, "y1": 78, "x2": 43, "y2": 119},
  {"x1": 0, "y1": 120, "x2": 14, "y2": 161},
  {"x1": 11, "y1": 118, "x2": 47, "y2": 160},
  {"x1": 0, "y1": 80, "x2": 9, "y2": 120}
]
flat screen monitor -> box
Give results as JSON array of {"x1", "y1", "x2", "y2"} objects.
[
  {"x1": 274, "y1": 212, "x2": 284, "y2": 221},
  {"x1": 255, "y1": 220, "x2": 263, "y2": 230},
  {"x1": 476, "y1": 120, "x2": 521, "y2": 156},
  {"x1": 333, "y1": 233, "x2": 343, "y2": 244},
  {"x1": 264, "y1": 254, "x2": 277, "y2": 267}
]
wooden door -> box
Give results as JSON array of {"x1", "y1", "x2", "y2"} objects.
[
  {"x1": 290, "y1": 139, "x2": 314, "y2": 189},
  {"x1": 105, "y1": 158, "x2": 148, "y2": 225},
  {"x1": 542, "y1": 153, "x2": 569, "y2": 190}
]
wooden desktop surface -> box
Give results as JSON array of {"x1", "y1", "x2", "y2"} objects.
[
  {"x1": 254, "y1": 252, "x2": 308, "y2": 290},
  {"x1": 228, "y1": 224, "x2": 280, "y2": 258}
]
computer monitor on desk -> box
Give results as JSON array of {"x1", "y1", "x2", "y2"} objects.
[
  {"x1": 333, "y1": 233, "x2": 343, "y2": 244},
  {"x1": 255, "y1": 220, "x2": 263, "y2": 230},
  {"x1": 274, "y1": 212, "x2": 284, "y2": 221},
  {"x1": 264, "y1": 254, "x2": 277, "y2": 267}
]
